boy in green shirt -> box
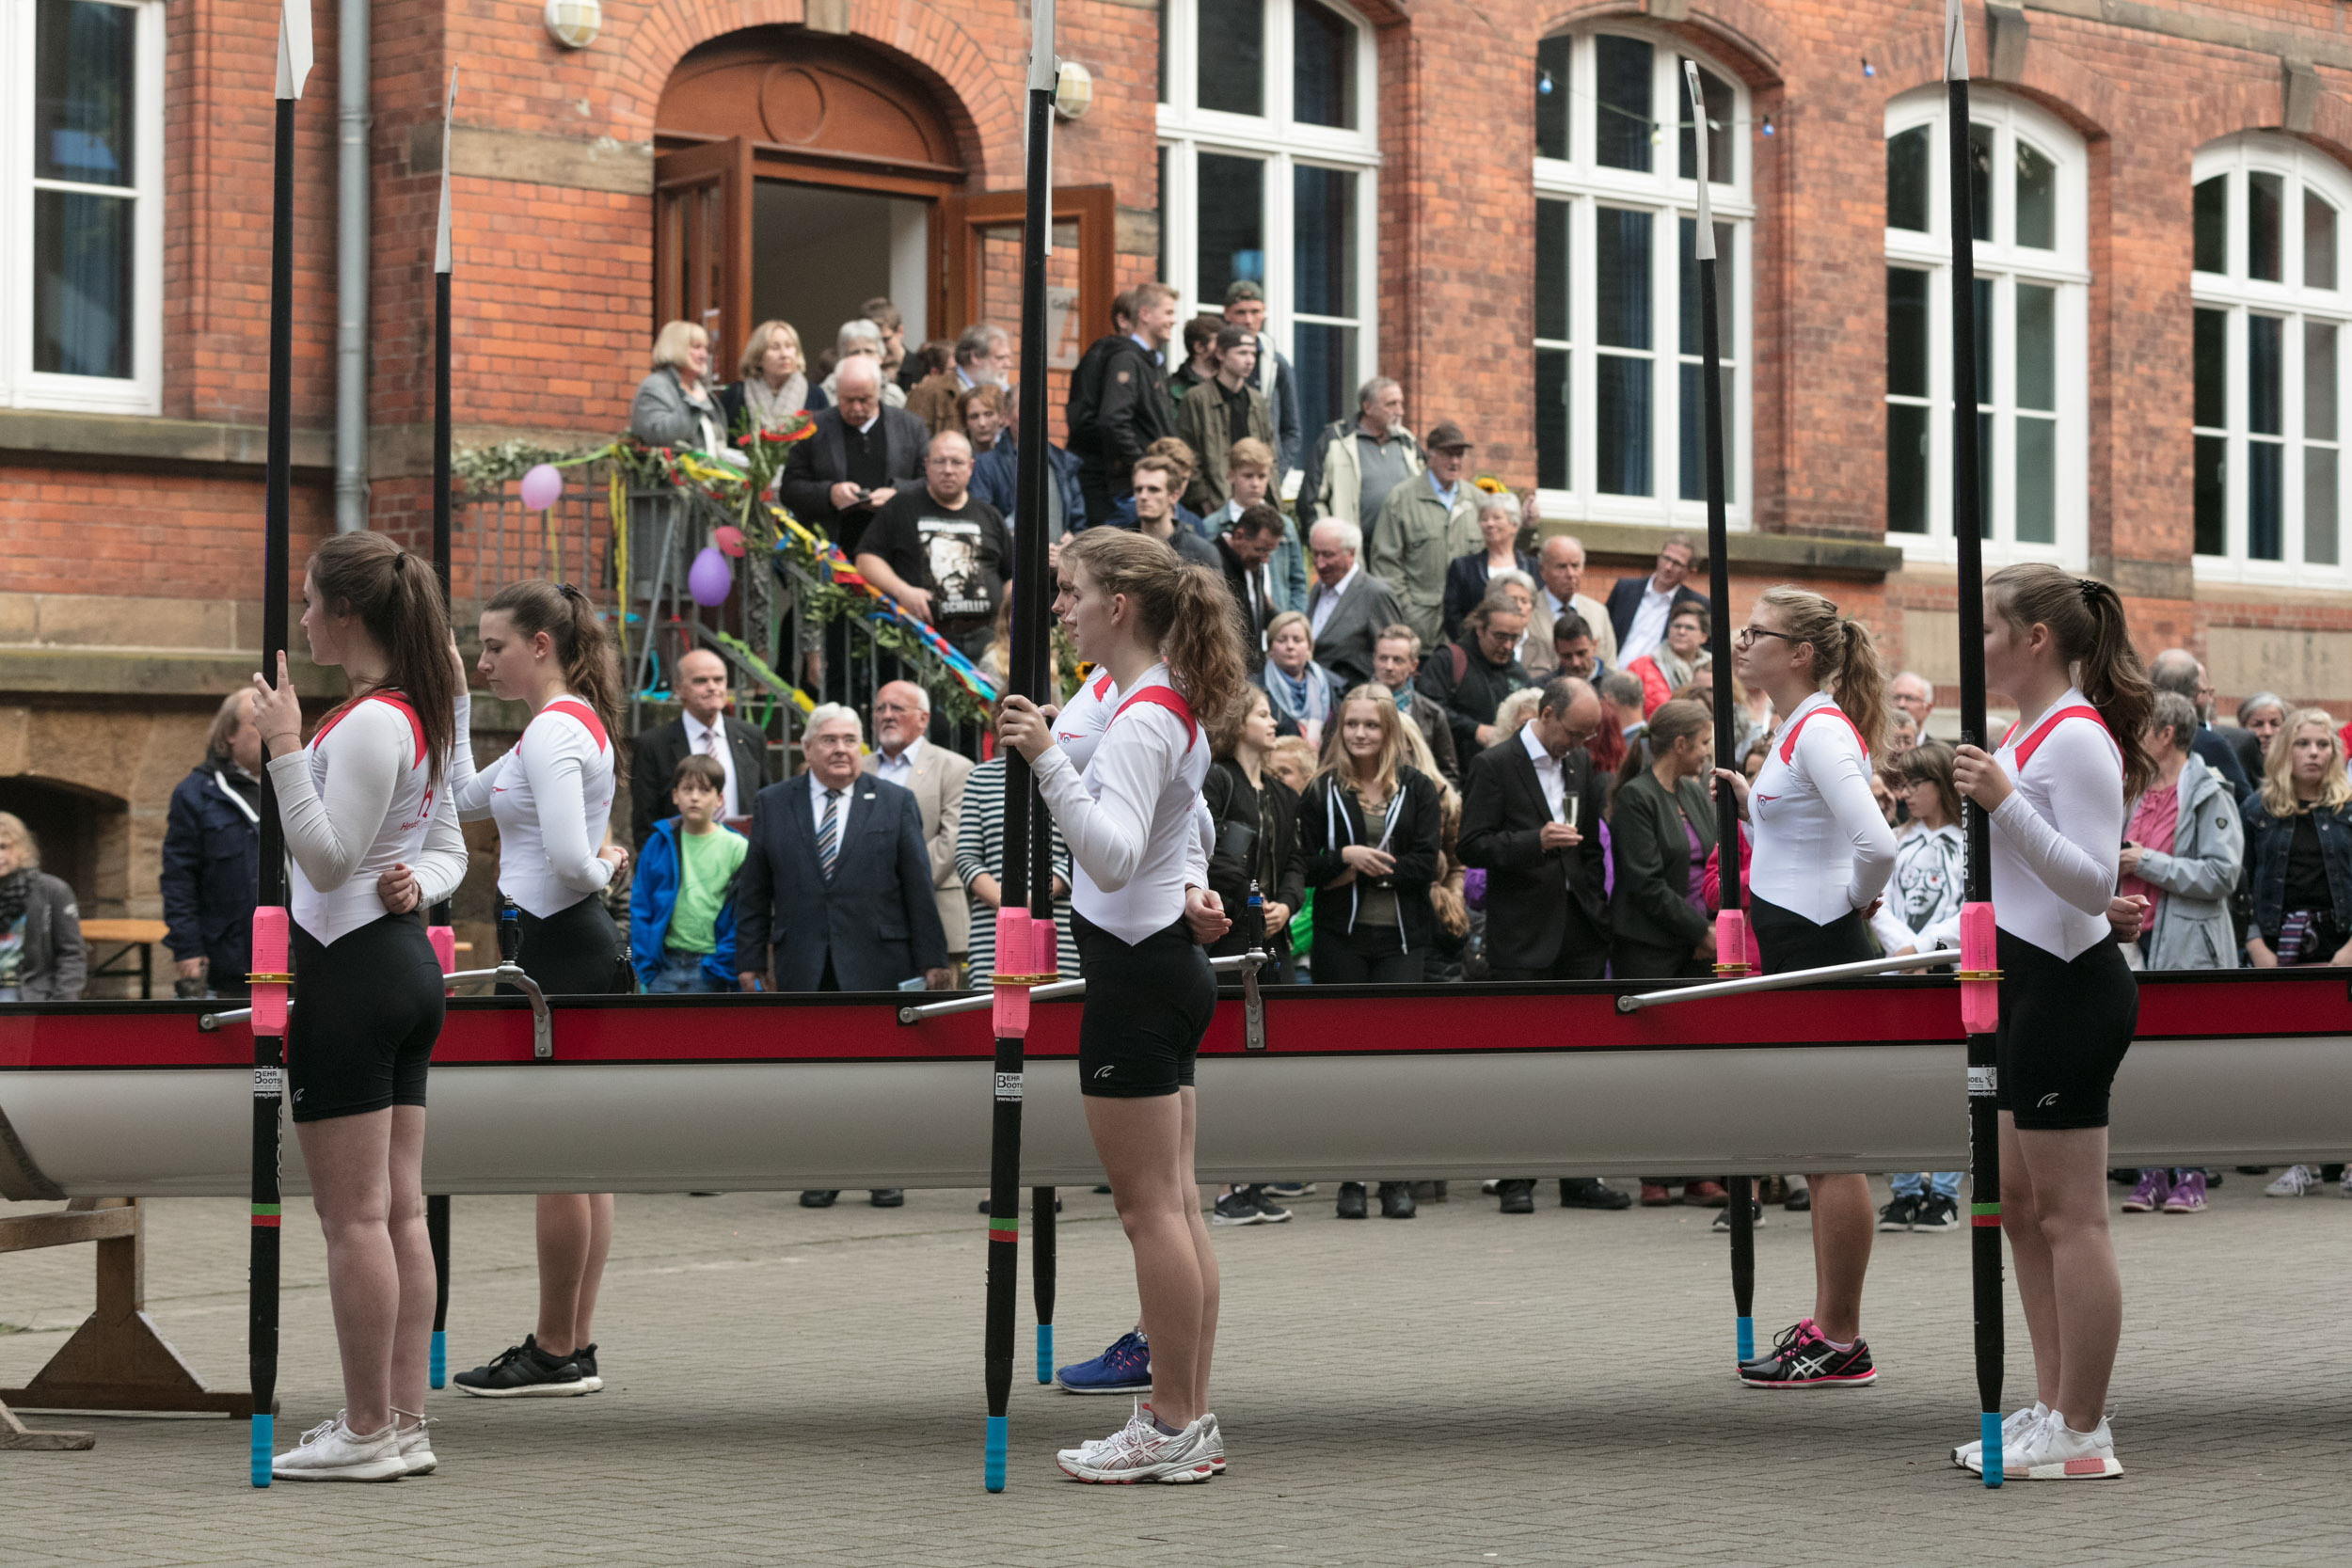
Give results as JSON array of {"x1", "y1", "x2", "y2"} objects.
[{"x1": 629, "y1": 754, "x2": 750, "y2": 992}]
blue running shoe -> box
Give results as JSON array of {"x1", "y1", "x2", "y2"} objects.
[{"x1": 1057, "y1": 1330, "x2": 1150, "y2": 1395}]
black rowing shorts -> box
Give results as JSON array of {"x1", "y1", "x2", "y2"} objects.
[
  {"x1": 1995, "y1": 928, "x2": 2137, "y2": 1132},
  {"x1": 287, "y1": 912, "x2": 445, "y2": 1124},
  {"x1": 502, "y1": 895, "x2": 628, "y2": 997},
  {"x1": 1072, "y1": 913, "x2": 1216, "y2": 1099},
  {"x1": 1749, "y1": 895, "x2": 1874, "y2": 974}
]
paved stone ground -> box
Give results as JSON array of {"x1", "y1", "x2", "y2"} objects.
[{"x1": 4, "y1": 1171, "x2": 2350, "y2": 1567}]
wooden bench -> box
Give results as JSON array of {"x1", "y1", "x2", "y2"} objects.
[{"x1": 78, "y1": 920, "x2": 171, "y2": 1000}]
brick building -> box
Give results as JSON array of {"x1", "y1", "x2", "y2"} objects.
[{"x1": 7, "y1": 0, "x2": 2352, "y2": 938}]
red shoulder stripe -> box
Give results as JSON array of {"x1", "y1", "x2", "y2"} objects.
[
  {"x1": 1775, "y1": 705, "x2": 1867, "y2": 766},
  {"x1": 2010, "y1": 704, "x2": 2112, "y2": 772},
  {"x1": 1089, "y1": 669, "x2": 1114, "y2": 701},
  {"x1": 539, "y1": 698, "x2": 609, "y2": 752},
  {"x1": 1113, "y1": 686, "x2": 1198, "y2": 748},
  {"x1": 310, "y1": 690, "x2": 426, "y2": 768}
]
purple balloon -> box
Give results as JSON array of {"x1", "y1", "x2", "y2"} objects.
[
  {"x1": 687, "y1": 546, "x2": 733, "y2": 608},
  {"x1": 518, "y1": 463, "x2": 564, "y2": 511}
]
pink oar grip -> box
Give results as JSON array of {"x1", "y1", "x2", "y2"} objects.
[
  {"x1": 250, "y1": 907, "x2": 290, "y2": 1037},
  {"x1": 1960, "y1": 901, "x2": 1999, "y2": 1034},
  {"x1": 1714, "y1": 909, "x2": 1754, "y2": 974},
  {"x1": 1030, "y1": 914, "x2": 1059, "y2": 979},
  {"x1": 428, "y1": 925, "x2": 456, "y2": 975},
  {"x1": 993, "y1": 909, "x2": 1033, "y2": 1038}
]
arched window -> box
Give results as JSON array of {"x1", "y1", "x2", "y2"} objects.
[
  {"x1": 1883, "y1": 90, "x2": 2086, "y2": 564},
  {"x1": 2190, "y1": 135, "x2": 2352, "y2": 582},
  {"x1": 1530, "y1": 28, "x2": 1751, "y2": 526},
  {"x1": 1157, "y1": 0, "x2": 1379, "y2": 433}
]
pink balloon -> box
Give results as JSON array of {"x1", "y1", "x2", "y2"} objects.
[
  {"x1": 518, "y1": 464, "x2": 564, "y2": 510},
  {"x1": 687, "y1": 546, "x2": 733, "y2": 608},
  {"x1": 712, "y1": 525, "x2": 746, "y2": 558}
]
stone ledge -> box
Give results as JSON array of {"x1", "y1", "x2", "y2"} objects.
[
  {"x1": 0, "y1": 646, "x2": 531, "y2": 729},
  {"x1": 0, "y1": 409, "x2": 333, "y2": 475},
  {"x1": 1536, "y1": 520, "x2": 1904, "y2": 580},
  {"x1": 408, "y1": 121, "x2": 656, "y2": 198}
]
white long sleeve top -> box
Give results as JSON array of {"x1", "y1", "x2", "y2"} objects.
[
  {"x1": 1870, "y1": 820, "x2": 1966, "y2": 955},
  {"x1": 267, "y1": 692, "x2": 466, "y2": 945},
  {"x1": 1747, "y1": 690, "x2": 1899, "y2": 925},
  {"x1": 1030, "y1": 663, "x2": 1213, "y2": 944},
  {"x1": 1992, "y1": 689, "x2": 2125, "y2": 960},
  {"x1": 448, "y1": 693, "x2": 615, "y2": 918}
]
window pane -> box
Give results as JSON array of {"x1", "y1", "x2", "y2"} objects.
[
  {"x1": 2193, "y1": 175, "x2": 2228, "y2": 275},
  {"x1": 1887, "y1": 268, "x2": 1929, "y2": 400},
  {"x1": 1886, "y1": 126, "x2": 1930, "y2": 233},
  {"x1": 2309, "y1": 321, "x2": 2337, "y2": 441},
  {"x1": 1195, "y1": 153, "x2": 1264, "y2": 306},
  {"x1": 1677, "y1": 61, "x2": 1733, "y2": 185},
  {"x1": 2015, "y1": 416, "x2": 2056, "y2": 544},
  {"x1": 2308, "y1": 448, "x2": 2339, "y2": 564},
  {"x1": 1678, "y1": 363, "x2": 1732, "y2": 502},
  {"x1": 1197, "y1": 0, "x2": 1263, "y2": 117},
  {"x1": 1967, "y1": 122, "x2": 1992, "y2": 243},
  {"x1": 1596, "y1": 206, "x2": 1651, "y2": 351},
  {"x1": 1594, "y1": 35, "x2": 1653, "y2": 173},
  {"x1": 1292, "y1": 323, "x2": 1355, "y2": 436},
  {"x1": 2249, "y1": 440, "x2": 2283, "y2": 560},
  {"x1": 1293, "y1": 0, "x2": 1355, "y2": 129},
  {"x1": 1534, "y1": 36, "x2": 1571, "y2": 162},
  {"x1": 2249, "y1": 171, "x2": 2283, "y2": 283},
  {"x1": 1158, "y1": 0, "x2": 1169, "y2": 103},
  {"x1": 1536, "y1": 347, "x2": 1570, "y2": 491},
  {"x1": 1597, "y1": 355, "x2": 1652, "y2": 495},
  {"x1": 2249, "y1": 313, "x2": 2283, "y2": 436},
  {"x1": 2014, "y1": 141, "x2": 2055, "y2": 249},
  {"x1": 2193, "y1": 307, "x2": 2227, "y2": 429},
  {"x1": 1677, "y1": 217, "x2": 1733, "y2": 356},
  {"x1": 36, "y1": 0, "x2": 135, "y2": 186},
  {"x1": 1534, "y1": 198, "x2": 1569, "y2": 342},
  {"x1": 2194, "y1": 433, "x2": 2227, "y2": 554},
  {"x1": 2015, "y1": 282, "x2": 2055, "y2": 412},
  {"x1": 1887, "y1": 404, "x2": 1929, "y2": 533},
  {"x1": 34, "y1": 188, "x2": 133, "y2": 377},
  {"x1": 2308, "y1": 192, "x2": 2337, "y2": 291},
  {"x1": 1293, "y1": 165, "x2": 1355, "y2": 319}
]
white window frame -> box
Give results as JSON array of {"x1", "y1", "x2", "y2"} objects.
[
  {"x1": 1882, "y1": 89, "x2": 2088, "y2": 568},
  {"x1": 2189, "y1": 134, "x2": 2352, "y2": 587},
  {"x1": 1156, "y1": 0, "x2": 1379, "y2": 434},
  {"x1": 1531, "y1": 27, "x2": 1753, "y2": 530},
  {"x1": 1, "y1": 0, "x2": 164, "y2": 415}
]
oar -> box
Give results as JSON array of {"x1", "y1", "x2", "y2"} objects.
[
  {"x1": 1615, "y1": 946, "x2": 1960, "y2": 1011},
  {"x1": 425, "y1": 65, "x2": 459, "y2": 1393}
]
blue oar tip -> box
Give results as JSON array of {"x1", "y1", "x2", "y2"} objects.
[
  {"x1": 1735, "y1": 1316, "x2": 1755, "y2": 1364},
  {"x1": 250, "y1": 1413, "x2": 274, "y2": 1487},
  {"x1": 1036, "y1": 1323, "x2": 1053, "y2": 1385},
  {"x1": 1980, "y1": 1411, "x2": 2003, "y2": 1487},
  {"x1": 429, "y1": 1329, "x2": 446, "y2": 1389},
  {"x1": 984, "y1": 1415, "x2": 1009, "y2": 1492}
]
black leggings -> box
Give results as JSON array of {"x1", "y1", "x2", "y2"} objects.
[{"x1": 1312, "y1": 926, "x2": 1425, "y2": 984}]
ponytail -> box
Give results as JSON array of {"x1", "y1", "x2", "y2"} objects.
[
  {"x1": 1755, "y1": 585, "x2": 1889, "y2": 766},
  {"x1": 307, "y1": 532, "x2": 457, "y2": 788},
  {"x1": 485, "y1": 578, "x2": 629, "y2": 788},
  {"x1": 1987, "y1": 563, "x2": 2153, "y2": 799},
  {"x1": 1060, "y1": 529, "x2": 1249, "y2": 733}
]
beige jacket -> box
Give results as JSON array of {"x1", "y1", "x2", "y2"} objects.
[
  {"x1": 861, "y1": 740, "x2": 976, "y2": 953},
  {"x1": 1367, "y1": 474, "x2": 1480, "y2": 648},
  {"x1": 1523, "y1": 591, "x2": 1617, "y2": 677}
]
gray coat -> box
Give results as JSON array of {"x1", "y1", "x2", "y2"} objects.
[
  {"x1": 628, "y1": 367, "x2": 727, "y2": 451},
  {"x1": 2137, "y1": 752, "x2": 2245, "y2": 971},
  {"x1": 7, "y1": 873, "x2": 86, "y2": 1000}
]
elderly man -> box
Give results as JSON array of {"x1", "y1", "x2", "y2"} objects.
[
  {"x1": 1300, "y1": 375, "x2": 1421, "y2": 533},
  {"x1": 1222, "y1": 280, "x2": 1302, "y2": 480},
  {"x1": 1176, "y1": 325, "x2": 1277, "y2": 514},
  {"x1": 1372, "y1": 625, "x2": 1459, "y2": 784},
  {"x1": 1418, "y1": 590, "x2": 1531, "y2": 762},
  {"x1": 1525, "y1": 534, "x2": 1618, "y2": 676},
  {"x1": 819, "y1": 317, "x2": 910, "y2": 407},
  {"x1": 1603, "y1": 532, "x2": 1709, "y2": 665},
  {"x1": 161, "y1": 690, "x2": 263, "y2": 998},
  {"x1": 907, "y1": 322, "x2": 1010, "y2": 435},
  {"x1": 1067, "y1": 281, "x2": 1180, "y2": 523},
  {"x1": 630, "y1": 647, "x2": 770, "y2": 847},
  {"x1": 2149, "y1": 648, "x2": 2253, "y2": 800},
  {"x1": 855, "y1": 429, "x2": 1010, "y2": 661},
  {"x1": 1890, "y1": 671, "x2": 1934, "y2": 741},
  {"x1": 860, "y1": 680, "x2": 975, "y2": 960},
  {"x1": 1304, "y1": 517, "x2": 1406, "y2": 690},
  {"x1": 778, "y1": 355, "x2": 930, "y2": 554},
  {"x1": 1368, "y1": 420, "x2": 1480, "y2": 648}
]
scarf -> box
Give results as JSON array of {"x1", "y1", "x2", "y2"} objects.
[
  {"x1": 1266, "y1": 663, "x2": 1328, "y2": 728},
  {"x1": 0, "y1": 866, "x2": 33, "y2": 927},
  {"x1": 740, "y1": 372, "x2": 807, "y2": 432}
]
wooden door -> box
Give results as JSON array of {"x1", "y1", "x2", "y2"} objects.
[
  {"x1": 653, "y1": 137, "x2": 754, "y2": 373},
  {"x1": 936, "y1": 185, "x2": 1117, "y2": 442}
]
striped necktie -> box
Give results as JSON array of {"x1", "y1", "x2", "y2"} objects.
[{"x1": 817, "y1": 787, "x2": 842, "y2": 879}]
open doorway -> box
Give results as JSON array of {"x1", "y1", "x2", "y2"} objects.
[{"x1": 752, "y1": 182, "x2": 929, "y2": 363}]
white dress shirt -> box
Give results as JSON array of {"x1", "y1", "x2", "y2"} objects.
[
  {"x1": 809, "y1": 769, "x2": 856, "y2": 842},
  {"x1": 873, "y1": 735, "x2": 924, "y2": 790},
  {"x1": 1618, "y1": 578, "x2": 1678, "y2": 664},
  {"x1": 1310, "y1": 564, "x2": 1361, "y2": 641},
  {"x1": 1520, "y1": 722, "x2": 1566, "y2": 823},
  {"x1": 682, "y1": 709, "x2": 741, "y2": 820}
]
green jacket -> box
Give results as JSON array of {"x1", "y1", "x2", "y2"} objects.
[
  {"x1": 1366, "y1": 473, "x2": 1479, "y2": 647},
  {"x1": 1175, "y1": 378, "x2": 1276, "y2": 514}
]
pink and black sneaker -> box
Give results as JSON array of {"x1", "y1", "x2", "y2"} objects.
[{"x1": 1738, "y1": 1319, "x2": 1878, "y2": 1388}]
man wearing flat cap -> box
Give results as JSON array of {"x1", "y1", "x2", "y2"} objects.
[
  {"x1": 1367, "y1": 420, "x2": 1482, "y2": 648},
  {"x1": 1222, "y1": 280, "x2": 1303, "y2": 483}
]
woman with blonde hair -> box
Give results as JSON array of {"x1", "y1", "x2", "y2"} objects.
[
  {"x1": 721, "y1": 319, "x2": 827, "y2": 433},
  {"x1": 629, "y1": 321, "x2": 728, "y2": 453},
  {"x1": 0, "y1": 813, "x2": 84, "y2": 1003},
  {"x1": 1255, "y1": 610, "x2": 1343, "y2": 746}
]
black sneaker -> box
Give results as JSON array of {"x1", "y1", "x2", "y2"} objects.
[
  {"x1": 1378, "y1": 1181, "x2": 1417, "y2": 1219},
  {"x1": 572, "y1": 1342, "x2": 602, "y2": 1392},
  {"x1": 868, "y1": 1189, "x2": 904, "y2": 1208},
  {"x1": 800, "y1": 1190, "x2": 839, "y2": 1208},
  {"x1": 1877, "y1": 1195, "x2": 1920, "y2": 1232},
  {"x1": 1912, "y1": 1193, "x2": 1962, "y2": 1232},
  {"x1": 453, "y1": 1334, "x2": 586, "y2": 1398},
  {"x1": 1711, "y1": 1201, "x2": 1766, "y2": 1231},
  {"x1": 1212, "y1": 1190, "x2": 1266, "y2": 1226},
  {"x1": 1244, "y1": 1184, "x2": 1292, "y2": 1223},
  {"x1": 1560, "y1": 1178, "x2": 1633, "y2": 1211},
  {"x1": 1738, "y1": 1321, "x2": 1877, "y2": 1388},
  {"x1": 1335, "y1": 1181, "x2": 1368, "y2": 1219},
  {"x1": 1496, "y1": 1179, "x2": 1535, "y2": 1214}
]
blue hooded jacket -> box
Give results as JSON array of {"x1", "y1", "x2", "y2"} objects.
[{"x1": 628, "y1": 816, "x2": 742, "y2": 987}]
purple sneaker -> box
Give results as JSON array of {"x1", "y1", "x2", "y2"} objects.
[
  {"x1": 2162, "y1": 1169, "x2": 2208, "y2": 1213},
  {"x1": 2121, "y1": 1169, "x2": 2169, "y2": 1213}
]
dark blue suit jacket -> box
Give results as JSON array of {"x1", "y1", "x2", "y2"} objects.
[
  {"x1": 1602, "y1": 575, "x2": 1709, "y2": 653},
  {"x1": 734, "y1": 773, "x2": 948, "y2": 990}
]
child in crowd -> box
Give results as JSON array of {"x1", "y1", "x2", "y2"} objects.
[{"x1": 629, "y1": 754, "x2": 748, "y2": 993}]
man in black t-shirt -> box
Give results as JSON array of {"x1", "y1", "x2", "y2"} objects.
[{"x1": 854, "y1": 430, "x2": 1009, "y2": 661}]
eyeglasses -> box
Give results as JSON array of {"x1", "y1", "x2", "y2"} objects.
[{"x1": 1735, "y1": 626, "x2": 1797, "y2": 650}]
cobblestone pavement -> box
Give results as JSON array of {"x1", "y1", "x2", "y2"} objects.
[{"x1": 4, "y1": 1170, "x2": 2350, "y2": 1567}]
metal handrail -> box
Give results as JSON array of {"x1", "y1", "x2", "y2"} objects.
[
  {"x1": 1614, "y1": 946, "x2": 1960, "y2": 1013},
  {"x1": 199, "y1": 961, "x2": 555, "y2": 1060},
  {"x1": 896, "y1": 952, "x2": 1260, "y2": 1024}
]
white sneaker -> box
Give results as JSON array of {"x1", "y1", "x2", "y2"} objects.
[
  {"x1": 271, "y1": 1414, "x2": 406, "y2": 1481},
  {"x1": 1951, "y1": 1402, "x2": 2048, "y2": 1469},
  {"x1": 2001, "y1": 1413, "x2": 2123, "y2": 1480},
  {"x1": 2267, "y1": 1164, "x2": 2319, "y2": 1196},
  {"x1": 1056, "y1": 1402, "x2": 1216, "y2": 1484},
  {"x1": 392, "y1": 1408, "x2": 436, "y2": 1476},
  {"x1": 2340, "y1": 1165, "x2": 2352, "y2": 1198},
  {"x1": 1200, "y1": 1412, "x2": 1224, "y2": 1474}
]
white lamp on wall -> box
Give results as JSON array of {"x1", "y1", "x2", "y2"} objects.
[
  {"x1": 1054, "y1": 60, "x2": 1093, "y2": 121},
  {"x1": 544, "y1": 0, "x2": 601, "y2": 49}
]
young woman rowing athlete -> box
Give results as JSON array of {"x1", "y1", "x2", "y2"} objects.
[
  {"x1": 1951, "y1": 564, "x2": 2151, "y2": 1480},
  {"x1": 997, "y1": 527, "x2": 1248, "y2": 1483},
  {"x1": 1716, "y1": 586, "x2": 1899, "y2": 1388}
]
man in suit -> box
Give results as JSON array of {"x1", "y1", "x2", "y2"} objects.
[
  {"x1": 859, "y1": 680, "x2": 975, "y2": 959},
  {"x1": 776, "y1": 356, "x2": 929, "y2": 556},
  {"x1": 1305, "y1": 516, "x2": 1406, "y2": 691},
  {"x1": 1458, "y1": 675, "x2": 1629, "y2": 1215},
  {"x1": 1603, "y1": 531, "x2": 1709, "y2": 666},
  {"x1": 1525, "y1": 534, "x2": 1618, "y2": 677},
  {"x1": 630, "y1": 647, "x2": 769, "y2": 849}
]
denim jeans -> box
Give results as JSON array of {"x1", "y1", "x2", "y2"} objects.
[
  {"x1": 1889, "y1": 1171, "x2": 1961, "y2": 1200},
  {"x1": 644, "y1": 947, "x2": 726, "y2": 993}
]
